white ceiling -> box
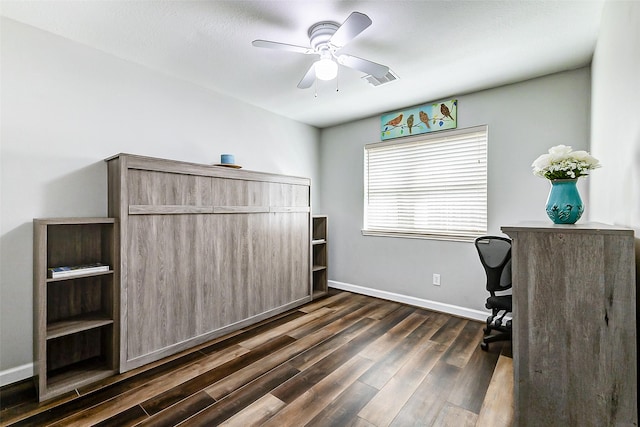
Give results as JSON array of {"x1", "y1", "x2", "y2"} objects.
[{"x1": 1, "y1": 0, "x2": 605, "y2": 128}]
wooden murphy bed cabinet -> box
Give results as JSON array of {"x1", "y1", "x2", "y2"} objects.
[
  {"x1": 502, "y1": 222, "x2": 637, "y2": 426},
  {"x1": 106, "y1": 154, "x2": 312, "y2": 371},
  {"x1": 33, "y1": 218, "x2": 118, "y2": 401}
]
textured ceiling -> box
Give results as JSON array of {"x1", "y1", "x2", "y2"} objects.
[{"x1": 1, "y1": 0, "x2": 605, "y2": 128}]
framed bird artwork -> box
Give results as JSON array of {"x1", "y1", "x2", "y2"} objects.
[{"x1": 380, "y1": 99, "x2": 457, "y2": 141}]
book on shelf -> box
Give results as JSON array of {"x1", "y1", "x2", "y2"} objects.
[{"x1": 48, "y1": 263, "x2": 110, "y2": 279}]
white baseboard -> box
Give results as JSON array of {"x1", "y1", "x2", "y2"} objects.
[
  {"x1": 328, "y1": 280, "x2": 490, "y2": 322},
  {"x1": 0, "y1": 363, "x2": 33, "y2": 387}
]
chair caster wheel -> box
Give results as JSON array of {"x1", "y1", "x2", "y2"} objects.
[{"x1": 480, "y1": 342, "x2": 489, "y2": 351}]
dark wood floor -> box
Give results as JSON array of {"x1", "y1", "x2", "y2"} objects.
[{"x1": 0, "y1": 290, "x2": 513, "y2": 427}]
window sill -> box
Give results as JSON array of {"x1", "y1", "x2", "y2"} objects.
[{"x1": 361, "y1": 229, "x2": 480, "y2": 243}]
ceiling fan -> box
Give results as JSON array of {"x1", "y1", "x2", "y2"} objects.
[{"x1": 252, "y1": 12, "x2": 391, "y2": 89}]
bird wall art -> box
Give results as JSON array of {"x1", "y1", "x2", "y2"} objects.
[{"x1": 380, "y1": 99, "x2": 457, "y2": 141}]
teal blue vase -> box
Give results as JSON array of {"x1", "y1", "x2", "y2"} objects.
[{"x1": 545, "y1": 179, "x2": 583, "y2": 224}]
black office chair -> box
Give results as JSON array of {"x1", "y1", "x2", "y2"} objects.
[{"x1": 475, "y1": 236, "x2": 512, "y2": 351}]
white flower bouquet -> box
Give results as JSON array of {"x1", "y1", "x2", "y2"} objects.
[{"x1": 531, "y1": 145, "x2": 600, "y2": 180}]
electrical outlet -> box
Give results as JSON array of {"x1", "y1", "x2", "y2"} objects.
[{"x1": 433, "y1": 273, "x2": 441, "y2": 286}]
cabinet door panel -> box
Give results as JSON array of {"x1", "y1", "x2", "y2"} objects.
[
  {"x1": 125, "y1": 215, "x2": 164, "y2": 358},
  {"x1": 269, "y1": 183, "x2": 310, "y2": 207},
  {"x1": 128, "y1": 170, "x2": 212, "y2": 206},
  {"x1": 126, "y1": 215, "x2": 202, "y2": 358},
  {"x1": 246, "y1": 213, "x2": 271, "y2": 315},
  {"x1": 194, "y1": 214, "x2": 218, "y2": 335},
  {"x1": 213, "y1": 213, "x2": 250, "y2": 324},
  {"x1": 212, "y1": 178, "x2": 269, "y2": 206},
  {"x1": 269, "y1": 212, "x2": 310, "y2": 307}
]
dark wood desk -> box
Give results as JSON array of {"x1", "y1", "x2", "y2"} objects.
[{"x1": 502, "y1": 222, "x2": 637, "y2": 426}]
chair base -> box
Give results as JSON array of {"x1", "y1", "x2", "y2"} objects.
[
  {"x1": 480, "y1": 318, "x2": 511, "y2": 351},
  {"x1": 480, "y1": 330, "x2": 511, "y2": 351}
]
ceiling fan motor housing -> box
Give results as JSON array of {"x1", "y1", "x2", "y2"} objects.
[{"x1": 308, "y1": 22, "x2": 339, "y2": 52}]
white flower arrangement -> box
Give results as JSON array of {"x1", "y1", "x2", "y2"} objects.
[{"x1": 531, "y1": 145, "x2": 601, "y2": 180}]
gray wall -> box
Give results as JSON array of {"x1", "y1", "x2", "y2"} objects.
[
  {"x1": 318, "y1": 68, "x2": 591, "y2": 313},
  {"x1": 0, "y1": 19, "x2": 320, "y2": 382}
]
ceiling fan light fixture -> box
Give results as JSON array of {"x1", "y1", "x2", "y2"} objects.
[{"x1": 315, "y1": 57, "x2": 338, "y2": 81}]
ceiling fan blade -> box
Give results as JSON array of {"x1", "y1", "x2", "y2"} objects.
[
  {"x1": 337, "y1": 54, "x2": 389, "y2": 78},
  {"x1": 330, "y1": 12, "x2": 372, "y2": 48},
  {"x1": 252, "y1": 40, "x2": 314, "y2": 55},
  {"x1": 297, "y1": 63, "x2": 316, "y2": 89}
]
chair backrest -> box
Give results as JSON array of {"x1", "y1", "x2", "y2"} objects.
[{"x1": 475, "y1": 236, "x2": 512, "y2": 294}]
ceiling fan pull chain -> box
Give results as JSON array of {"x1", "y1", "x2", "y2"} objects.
[{"x1": 314, "y1": 78, "x2": 318, "y2": 98}]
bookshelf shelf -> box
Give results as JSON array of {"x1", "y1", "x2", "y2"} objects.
[
  {"x1": 45, "y1": 357, "x2": 114, "y2": 399},
  {"x1": 46, "y1": 269, "x2": 114, "y2": 283},
  {"x1": 46, "y1": 314, "x2": 114, "y2": 340}
]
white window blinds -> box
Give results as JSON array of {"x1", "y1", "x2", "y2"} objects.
[{"x1": 363, "y1": 125, "x2": 488, "y2": 241}]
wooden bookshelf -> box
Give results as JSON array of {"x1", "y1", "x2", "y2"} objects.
[
  {"x1": 312, "y1": 215, "x2": 328, "y2": 298},
  {"x1": 33, "y1": 218, "x2": 118, "y2": 402}
]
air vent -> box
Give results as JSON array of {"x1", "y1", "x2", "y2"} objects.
[{"x1": 362, "y1": 69, "x2": 399, "y2": 87}]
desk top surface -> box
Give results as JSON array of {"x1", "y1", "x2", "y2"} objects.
[{"x1": 501, "y1": 221, "x2": 634, "y2": 235}]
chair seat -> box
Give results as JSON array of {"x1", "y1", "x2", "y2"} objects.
[{"x1": 486, "y1": 294, "x2": 512, "y2": 311}]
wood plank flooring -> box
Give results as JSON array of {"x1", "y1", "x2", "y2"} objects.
[{"x1": 0, "y1": 290, "x2": 513, "y2": 426}]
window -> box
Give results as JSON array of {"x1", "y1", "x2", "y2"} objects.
[{"x1": 363, "y1": 125, "x2": 487, "y2": 241}]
